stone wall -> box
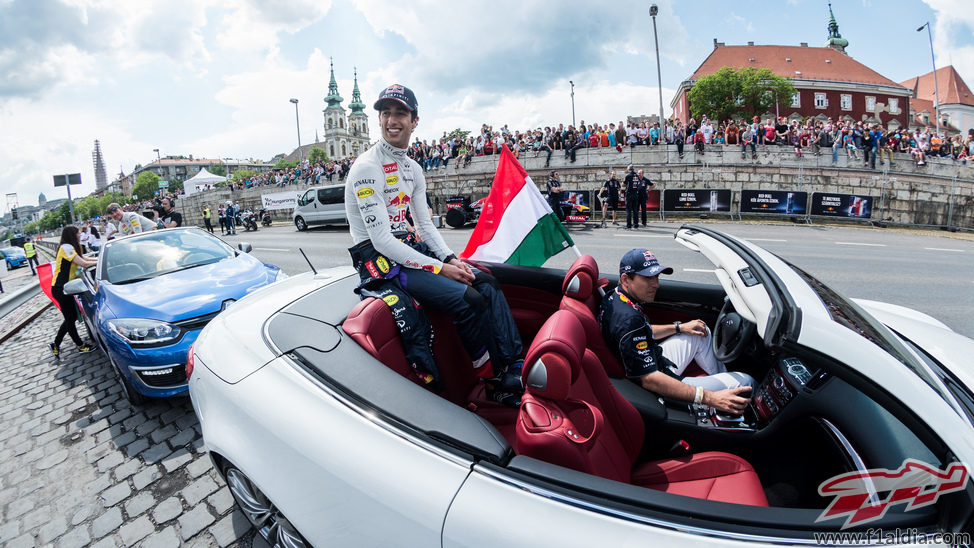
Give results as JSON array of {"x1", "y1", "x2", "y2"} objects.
[{"x1": 174, "y1": 145, "x2": 973, "y2": 230}]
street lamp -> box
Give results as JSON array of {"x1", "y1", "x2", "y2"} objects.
[
  {"x1": 153, "y1": 148, "x2": 161, "y2": 162},
  {"x1": 650, "y1": 4, "x2": 665, "y2": 127},
  {"x1": 569, "y1": 81, "x2": 575, "y2": 128},
  {"x1": 917, "y1": 22, "x2": 941, "y2": 134},
  {"x1": 289, "y1": 98, "x2": 303, "y2": 163}
]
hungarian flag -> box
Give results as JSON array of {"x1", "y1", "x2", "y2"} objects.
[{"x1": 460, "y1": 145, "x2": 574, "y2": 267}]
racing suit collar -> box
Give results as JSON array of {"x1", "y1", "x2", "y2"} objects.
[{"x1": 377, "y1": 138, "x2": 409, "y2": 158}]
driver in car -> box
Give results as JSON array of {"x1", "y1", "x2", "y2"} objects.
[{"x1": 599, "y1": 249, "x2": 755, "y2": 414}]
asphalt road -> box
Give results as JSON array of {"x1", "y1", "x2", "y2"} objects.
[{"x1": 227, "y1": 219, "x2": 974, "y2": 338}]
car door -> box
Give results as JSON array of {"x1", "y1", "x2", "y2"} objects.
[
  {"x1": 318, "y1": 187, "x2": 345, "y2": 224},
  {"x1": 73, "y1": 266, "x2": 103, "y2": 349},
  {"x1": 296, "y1": 188, "x2": 319, "y2": 225}
]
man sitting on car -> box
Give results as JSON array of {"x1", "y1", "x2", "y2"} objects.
[
  {"x1": 344, "y1": 83, "x2": 525, "y2": 407},
  {"x1": 599, "y1": 248, "x2": 755, "y2": 414},
  {"x1": 106, "y1": 203, "x2": 157, "y2": 236}
]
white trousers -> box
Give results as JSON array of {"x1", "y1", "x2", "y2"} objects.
[{"x1": 659, "y1": 327, "x2": 756, "y2": 391}]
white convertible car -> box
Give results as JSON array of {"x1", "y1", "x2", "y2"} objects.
[{"x1": 188, "y1": 226, "x2": 974, "y2": 547}]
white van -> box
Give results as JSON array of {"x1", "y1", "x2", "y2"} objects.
[{"x1": 293, "y1": 184, "x2": 347, "y2": 230}]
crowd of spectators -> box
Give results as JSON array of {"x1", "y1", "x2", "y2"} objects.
[
  {"x1": 228, "y1": 157, "x2": 357, "y2": 190},
  {"x1": 397, "y1": 118, "x2": 974, "y2": 172}
]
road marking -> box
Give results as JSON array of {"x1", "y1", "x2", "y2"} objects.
[
  {"x1": 614, "y1": 233, "x2": 672, "y2": 238},
  {"x1": 924, "y1": 247, "x2": 964, "y2": 253},
  {"x1": 684, "y1": 268, "x2": 716, "y2": 273},
  {"x1": 747, "y1": 238, "x2": 787, "y2": 242},
  {"x1": 835, "y1": 242, "x2": 886, "y2": 247},
  {"x1": 254, "y1": 247, "x2": 291, "y2": 252}
]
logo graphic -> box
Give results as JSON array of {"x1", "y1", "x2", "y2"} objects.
[
  {"x1": 817, "y1": 459, "x2": 969, "y2": 529},
  {"x1": 356, "y1": 188, "x2": 374, "y2": 199},
  {"x1": 386, "y1": 175, "x2": 398, "y2": 185},
  {"x1": 636, "y1": 341, "x2": 648, "y2": 350},
  {"x1": 386, "y1": 84, "x2": 404, "y2": 94},
  {"x1": 365, "y1": 261, "x2": 380, "y2": 278},
  {"x1": 388, "y1": 192, "x2": 411, "y2": 209},
  {"x1": 383, "y1": 163, "x2": 398, "y2": 174},
  {"x1": 382, "y1": 295, "x2": 399, "y2": 306},
  {"x1": 376, "y1": 257, "x2": 389, "y2": 274},
  {"x1": 364, "y1": 215, "x2": 376, "y2": 224}
]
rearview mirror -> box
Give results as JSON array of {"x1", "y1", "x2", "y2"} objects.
[
  {"x1": 238, "y1": 243, "x2": 252, "y2": 254},
  {"x1": 63, "y1": 278, "x2": 89, "y2": 296}
]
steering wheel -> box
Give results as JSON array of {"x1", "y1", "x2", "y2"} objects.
[{"x1": 712, "y1": 297, "x2": 756, "y2": 363}]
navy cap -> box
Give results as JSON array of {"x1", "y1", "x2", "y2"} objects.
[
  {"x1": 374, "y1": 84, "x2": 418, "y2": 112},
  {"x1": 620, "y1": 249, "x2": 673, "y2": 277}
]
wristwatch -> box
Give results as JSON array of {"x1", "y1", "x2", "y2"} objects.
[{"x1": 674, "y1": 321, "x2": 681, "y2": 334}]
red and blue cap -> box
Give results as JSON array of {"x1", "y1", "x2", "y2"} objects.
[
  {"x1": 374, "y1": 84, "x2": 418, "y2": 112},
  {"x1": 620, "y1": 249, "x2": 673, "y2": 277}
]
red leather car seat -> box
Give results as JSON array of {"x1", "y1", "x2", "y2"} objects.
[
  {"x1": 557, "y1": 255, "x2": 626, "y2": 378},
  {"x1": 343, "y1": 297, "x2": 518, "y2": 442},
  {"x1": 515, "y1": 310, "x2": 768, "y2": 506}
]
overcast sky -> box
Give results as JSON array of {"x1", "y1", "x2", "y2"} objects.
[{"x1": 2, "y1": 0, "x2": 971, "y2": 209}]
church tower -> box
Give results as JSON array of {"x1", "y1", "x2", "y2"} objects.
[
  {"x1": 824, "y1": 3, "x2": 849, "y2": 54},
  {"x1": 320, "y1": 60, "x2": 372, "y2": 161},
  {"x1": 322, "y1": 58, "x2": 347, "y2": 159},
  {"x1": 347, "y1": 68, "x2": 370, "y2": 158}
]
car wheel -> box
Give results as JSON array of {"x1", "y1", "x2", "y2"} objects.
[
  {"x1": 294, "y1": 217, "x2": 307, "y2": 231},
  {"x1": 108, "y1": 352, "x2": 146, "y2": 406},
  {"x1": 224, "y1": 466, "x2": 310, "y2": 548}
]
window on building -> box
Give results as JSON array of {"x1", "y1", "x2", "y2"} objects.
[
  {"x1": 865, "y1": 96, "x2": 876, "y2": 112},
  {"x1": 342, "y1": 144, "x2": 347, "y2": 156},
  {"x1": 791, "y1": 92, "x2": 800, "y2": 107},
  {"x1": 328, "y1": 119, "x2": 333, "y2": 129},
  {"x1": 330, "y1": 145, "x2": 335, "y2": 157},
  {"x1": 840, "y1": 94, "x2": 852, "y2": 110},
  {"x1": 814, "y1": 93, "x2": 827, "y2": 108},
  {"x1": 889, "y1": 98, "x2": 899, "y2": 114},
  {"x1": 340, "y1": 118, "x2": 344, "y2": 129}
]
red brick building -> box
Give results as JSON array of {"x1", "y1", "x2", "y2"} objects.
[{"x1": 671, "y1": 9, "x2": 912, "y2": 129}]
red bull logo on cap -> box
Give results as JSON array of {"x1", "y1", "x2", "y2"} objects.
[{"x1": 387, "y1": 84, "x2": 404, "y2": 94}]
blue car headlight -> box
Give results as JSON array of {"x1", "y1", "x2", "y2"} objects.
[{"x1": 107, "y1": 318, "x2": 181, "y2": 346}]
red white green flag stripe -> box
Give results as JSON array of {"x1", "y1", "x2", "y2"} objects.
[{"x1": 460, "y1": 145, "x2": 574, "y2": 267}]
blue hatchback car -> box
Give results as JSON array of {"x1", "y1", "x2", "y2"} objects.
[
  {"x1": 0, "y1": 247, "x2": 27, "y2": 269},
  {"x1": 64, "y1": 227, "x2": 286, "y2": 404}
]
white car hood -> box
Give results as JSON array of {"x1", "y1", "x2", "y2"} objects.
[{"x1": 854, "y1": 298, "x2": 974, "y2": 393}]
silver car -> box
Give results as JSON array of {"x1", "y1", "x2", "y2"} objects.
[{"x1": 188, "y1": 225, "x2": 974, "y2": 546}]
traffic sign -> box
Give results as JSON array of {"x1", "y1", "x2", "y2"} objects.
[{"x1": 158, "y1": 180, "x2": 169, "y2": 188}]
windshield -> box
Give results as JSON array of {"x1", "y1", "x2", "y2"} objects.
[
  {"x1": 787, "y1": 261, "x2": 952, "y2": 404},
  {"x1": 102, "y1": 230, "x2": 235, "y2": 284},
  {"x1": 2, "y1": 247, "x2": 21, "y2": 255}
]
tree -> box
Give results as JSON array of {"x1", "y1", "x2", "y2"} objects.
[
  {"x1": 737, "y1": 67, "x2": 797, "y2": 120},
  {"x1": 447, "y1": 128, "x2": 470, "y2": 141},
  {"x1": 132, "y1": 171, "x2": 161, "y2": 201},
  {"x1": 688, "y1": 67, "x2": 796, "y2": 122},
  {"x1": 274, "y1": 158, "x2": 298, "y2": 170},
  {"x1": 308, "y1": 146, "x2": 329, "y2": 164},
  {"x1": 207, "y1": 163, "x2": 226, "y2": 177}
]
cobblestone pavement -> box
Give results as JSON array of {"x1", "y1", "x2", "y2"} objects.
[{"x1": 0, "y1": 308, "x2": 271, "y2": 547}]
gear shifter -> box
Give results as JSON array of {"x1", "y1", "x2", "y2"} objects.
[{"x1": 714, "y1": 411, "x2": 745, "y2": 424}]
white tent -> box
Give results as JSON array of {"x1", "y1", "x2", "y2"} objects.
[{"x1": 183, "y1": 168, "x2": 226, "y2": 195}]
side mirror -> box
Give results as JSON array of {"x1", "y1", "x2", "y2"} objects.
[
  {"x1": 63, "y1": 278, "x2": 90, "y2": 296},
  {"x1": 237, "y1": 243, "x2": 252, "y2": 254}
]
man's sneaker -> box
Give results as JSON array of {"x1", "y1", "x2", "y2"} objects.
[
  {"x1": 79, "y1": 343, "x2": 94, "y2": 353},
  {"x1": 50, "y1": 343, "x2": 60, "y2": 358}
]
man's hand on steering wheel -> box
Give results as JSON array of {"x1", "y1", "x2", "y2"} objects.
[{"x1": 703, "y1": 386, "x2": 752, "y2": 415}]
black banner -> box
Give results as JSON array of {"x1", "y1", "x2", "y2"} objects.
[
  {"x1": 810, "y1": 193, "x2": 873, "y2": 218},
  {"x1": 663, "y1": 189, "x2": 732, "y2": 212},
  {"x1": 740, "y1": 190, "x2": 808, "y2": 215}
]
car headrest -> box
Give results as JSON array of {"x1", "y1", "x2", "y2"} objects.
[
  {"x1": 523, "y1": 311, "x2": 584, "y2": 399},
  {"x1": 561, "y1": 255, "x2": 599, "y2": 299}
]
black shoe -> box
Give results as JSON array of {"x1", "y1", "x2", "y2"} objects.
[
  {"x1": 485, "y1": 362, "x2": 523, "y2": 408},
  {"x1": 79, "y1": 343, "x2": 94, "y2": 353},
  {"x1": 50, "y1": 343, "x2": 60, "y2": 359}
]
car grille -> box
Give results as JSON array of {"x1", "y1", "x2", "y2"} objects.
[
  {"x1": 174, "y1": 310, "x2": 221, "y2": 331},
  {"x1": 134, "y1": 366, "x2": 186, "y2": 388}
]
